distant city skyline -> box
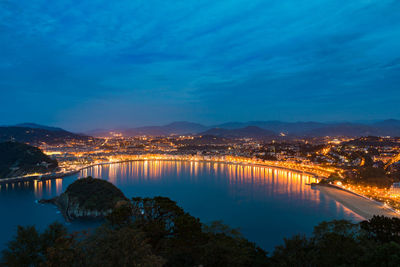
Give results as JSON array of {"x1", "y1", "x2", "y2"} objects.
[{"x1": 1, "y1": 0, "x2": 400, "y2": 131}]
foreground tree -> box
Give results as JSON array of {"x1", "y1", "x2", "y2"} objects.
[
  {"x1": 311, "y1": 220, "x2": 364, "y2": 265},
  {"x1": 360, "y1": 215, "x2": 400, "y2": 243},
  {"x1": 359, "y1": 242, "x2": 400, "y2": 266},
  {"x1": 271, "y1": 217, "x2": 400, "y2": 267},
  {"x1": 131, "y1": 197, "x2": 269, "y2": 266},
  {"x1": 2, "y1": 196, "x2": 269, "y2": 266},
  {"x1": 42, "y1": 232, "x2": 86, "y2": 267},
  {"x1": 9, "y1": 199, "x2": 400, "y2": 266},
  {"x1": 83, "y1": 225, "x2": 165, "y2": 267},
  {"x1": 271, "y1": 235, "x2": 312, "y2": 267},
  {"x1": 202, "y1": 221, "x2": 269, "y2": 267},
  {"x1": 1, "y1": 226, "x2": 43, "y2": 267},
  {"x1": 1, "y1": 225, "x2": 163, "y2": 267}
]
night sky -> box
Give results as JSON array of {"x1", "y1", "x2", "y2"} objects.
[{"x1": 1, "y1": 0, "x2": 400, "y2": 131}]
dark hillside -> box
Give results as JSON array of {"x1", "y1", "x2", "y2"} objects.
[
  {"x1": 0, "y1": 126, "x2": 90, "y2": 144},
  {"x1": 0, "y1": 141, "x2": 58, "y2": 178}
]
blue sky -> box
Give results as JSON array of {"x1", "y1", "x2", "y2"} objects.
[{"x1": 0, "y1": 0, "x2": 400, "y2": 131}]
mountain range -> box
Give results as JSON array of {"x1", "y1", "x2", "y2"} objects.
[
  {"x1": 14, "y1": 123, "x2": 65, "y2": 132},
  {"x1": 86, "y1": 119, "x2": 400, "y2": 138},
  {"x1": 3, "y1": 120, "x2": 400, "y2": 140},
  {"x1": 200, "y1": 126, "x2": 276, "y2": 139}
]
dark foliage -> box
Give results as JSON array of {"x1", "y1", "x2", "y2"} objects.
[
  {"x1": 360, "y1": 215, "x2": 400, "y2": 243},
  {"x1": 271, "y1": 216, "x2": 400, "y2": 267},
  {"x1": 129, "y1": 196, "x2": 269, "y2": 266},
  {"x1": 82, "y1": 226, "x2": 165, "y2": 267},
  {"x1": 0, "y1": 126, "x2": 89, "y2": 145},
  {"x1": 357, "y1": 166, "x2": 392, "y2": 187},
  {"x1": 4, "y1": 194, "x2": 400, "y2": 267},
  {"x1": 63, "y1": 177, "x2": 128, "y2": 211},
  {"x1": 1, "y1": 222, "x2": 67, "y2": 267},
  {"x1": 1, "y1": 196, "x2": 269, "y2": 267},
  {"x1": 344, "y1": 136, "x2": 400, "y2": 148},
  {"x1": 0, "y1": 141, "x2": 58, "y2": 178}
]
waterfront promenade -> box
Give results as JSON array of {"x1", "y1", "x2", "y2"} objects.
[
  {"x1": 0, "y1": 154, "x2": 329, "y2": 184},
  {"x1": 2, "y1": 155, "x2": 400, "y2": 221},
  {"x1": 316, "y1": 184, "x2": 400, "y2": 219}
]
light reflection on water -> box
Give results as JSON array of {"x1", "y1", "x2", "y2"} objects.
[{"x1": 0, "y1": 160, "x2": 362, "y2": 250}]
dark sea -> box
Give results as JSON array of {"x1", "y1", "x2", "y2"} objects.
[{"x1": 0, "y1": 160, "x2": 362, "y2": 251}]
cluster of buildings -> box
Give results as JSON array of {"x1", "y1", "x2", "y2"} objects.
[{"x1": 37, "y1": 134, "x2": 400, "y2": 181}]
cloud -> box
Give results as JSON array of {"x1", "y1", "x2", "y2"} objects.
[{"x1": 0, "y1": 0, "x2": 399, "y2": 129}]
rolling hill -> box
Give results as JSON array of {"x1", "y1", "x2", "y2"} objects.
[
  {"x1": 212, "y1": 120, "x2": 400, "y2": 137},
  {"x1": 89, "y1": 121, "x2": 209, "y2": 137},
  {"x1": 200, "y1": 126, "x2": 277, "y2": 138},
  {"x1": 86, "y1": 119, "x2": 400, "y2": 138},
  {"x1": 0, "y1": 126, "x2": 91, "y2": 144},
  {"x1": 14, "y1": 123, "x2": 65, "y2": 132},
  {"x1": 0, "y1": 142, "x2": 58, "y2": 178}
]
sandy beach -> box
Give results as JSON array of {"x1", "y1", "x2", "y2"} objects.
[{"x1": 316, "y1": 185, "x2": 400, "y2": 220}]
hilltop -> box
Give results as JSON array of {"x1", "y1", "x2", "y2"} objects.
[
  {"x1": 0, "y1": 142, "x2": 58, "y2": 178},
  {"x1": 41, "y1": 177, "x2": 129, "y2": 220},
  {"x1": 0, "y1": 126, "x2": 91, "y2": 145},
  {"x1": 14, "y1": 123, "x2": 65, "y2": 132}
]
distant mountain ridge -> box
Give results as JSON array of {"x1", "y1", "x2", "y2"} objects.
[
  {"x1": 11, "y1": 119, "x2": 400, "y2": 139},
  {"x1": 89, "y1": 119, "x2": 400, "y2": 137},
  {"x1": 14, "y1": 123, "x2": 65, "y2": 132},
  {"x1": 200, "y1": 126, "x2": 276, "y2": 138},
  {"x1": 211, "y1": 121, "x2": 326, "y2": 135},
  {"x1": 304, "y1": 123, "x2": 378, "y2": 137},
  {"x1": 89, "y1": 122, "x2": 209, "y2": 137},
  {"x1": 123, "y1": 121, "x2": 208, "y2": 136},
  {"x1": 87, "y1": 119, "x2": 400, "y2": 138},
  {"x1": 0, "y1": 126, "x2": 90, "y2": 144}
]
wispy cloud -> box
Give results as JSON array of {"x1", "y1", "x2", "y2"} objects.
[{"x1": 0, "y1": 0, "x2": 399, "y2": 130}]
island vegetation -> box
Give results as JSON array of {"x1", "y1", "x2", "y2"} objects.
[
  {"x1": 40, "y1": 177, "x2": 129, "y2": 221},
  {"x1": 0, "y1": 141, "x2": 58, "y2": 179}
]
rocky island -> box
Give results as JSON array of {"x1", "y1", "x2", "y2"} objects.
[{"x1": 40, "y1": 177, "x2": 128, "y2": 221}]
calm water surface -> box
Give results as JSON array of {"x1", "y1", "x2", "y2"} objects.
[{"x1": 0, "y1": 160, "x2": 362, "y2": 251}]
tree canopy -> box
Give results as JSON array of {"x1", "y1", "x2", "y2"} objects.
[{"x1": 3, "y1": 197, "x2": 400, "y2": 266}]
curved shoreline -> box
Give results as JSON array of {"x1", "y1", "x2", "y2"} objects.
[
  {"x1": 75, "y1": 159, "x2": 400, "y2": 220},
  {"x1": 0, "y1": 158, "x2": 321, "y2": 185},
  {"x1": 3, "y1": 158, "x2": 394, "y2": 220},
  {"x1": 315, "y1": 184, "x2": 400, "y2": 220},
  {"x1": 78, "y1": 158, "x2": 320, "y2": 177},
  {"x1": 0, "y1": 158, "x2": 321, "y2": 184}
]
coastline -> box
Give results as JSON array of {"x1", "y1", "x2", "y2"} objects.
[
  {"x1": 315, "y1": 184, "x2": 400, "y2": 220},
  {"x1": 70, "y1": 160, "x2": 400, "y2": 220},
  {"x1": 0, "y1": 158, "x2": 321, "y2": 185},
  {"x1": 2, "y1": 157, "x2": 398, "y2": 221},
  {"x1": 76, "y1": 158, "x2": 321, "y2": 178}
]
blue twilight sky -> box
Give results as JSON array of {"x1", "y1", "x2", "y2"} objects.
[{"x1": 1, "y1": 0, "x2": 400, "y2": 131}]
